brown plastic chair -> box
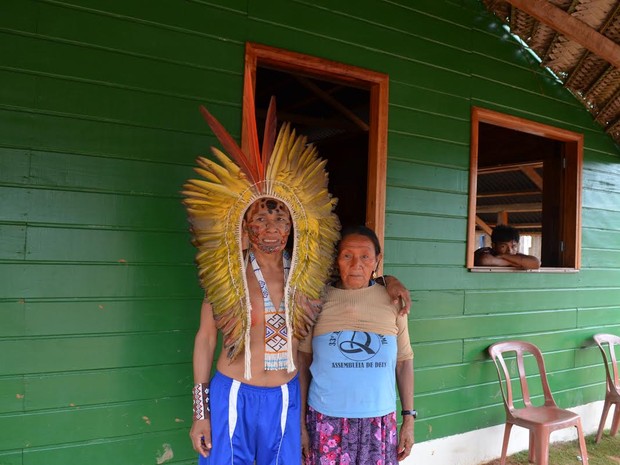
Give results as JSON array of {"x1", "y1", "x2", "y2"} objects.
[
  {"x1": 593, "y1": 333, "x2": 620, "y2": 443},
  {"x1": 488, "y1": 340, "x2": 589, "y2": 465}
]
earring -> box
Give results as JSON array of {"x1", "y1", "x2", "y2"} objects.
[{"x1": 372, "y1": 270, "x2": 378, "y2": 280}]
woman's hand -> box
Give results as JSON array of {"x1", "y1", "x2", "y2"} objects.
[
  {"x1": 190, "y1": 418, "x2": 212, "y2": 458},
  {"x1": 397, "y1": 415, "x2": 415, "y2": 461},
  {"x1": 383, "y1": 276, "x2": 411, "y2": 315}
]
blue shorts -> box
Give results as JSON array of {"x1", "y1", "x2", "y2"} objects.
[{"x1": 198, "y1": 371, "x2": 301, "y2": 465}]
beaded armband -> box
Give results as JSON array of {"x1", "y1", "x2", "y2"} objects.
[{"x1": 192, "y1": 383, "x2": 210, "y2": 420}]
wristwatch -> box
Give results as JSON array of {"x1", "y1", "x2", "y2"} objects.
[{"x1": 401, "y1": 409, "x2": 417, "y2": 418}]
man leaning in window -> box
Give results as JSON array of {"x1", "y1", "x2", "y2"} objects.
[{"x1": 474, "y1": 224, "x2": 541, "y2": 270}]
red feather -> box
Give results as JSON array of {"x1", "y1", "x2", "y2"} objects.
[
  {"x1": 243, "y1": 78, "x2": 263, "y2": 184},
  {"x1": 261, "y1": 96, "x2": 277, "y2": 170},
  {"x1": 199, "y1": 105, "x2": 258, "y2": 185}
]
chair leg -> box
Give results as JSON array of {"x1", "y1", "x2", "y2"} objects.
[
  {"x1": 596, "y1": 399, "x2": 612, "y2": 443},
  {"x1": 499, "y1": 423, "x2": 513, "y2": 465},
  {"x1": 610, "y1": 403, "x2": 620, "y2": 437},
  {"x1": 576, "y1": 421, "x2": 589, "y2": 465},
  {"x1": 533, "y1": 432, "x2": 550, "y2": 465},
  {"x1": 528, "y1": 431, "x2": 535, "y2": 463}
]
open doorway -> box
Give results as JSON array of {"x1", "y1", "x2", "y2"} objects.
[
  {"x1": 242, "y1": 43, "x2": 389, "y2": 247},
  {"x1": 253, "y1": 67, "x2": 369, "y2": 228}
]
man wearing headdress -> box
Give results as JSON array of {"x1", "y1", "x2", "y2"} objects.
[{"x1": 184, "y1": 91, "x2": 411, "y2": 465}]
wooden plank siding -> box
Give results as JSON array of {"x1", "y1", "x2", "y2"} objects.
[{"x1": 1, "y1": 0, "x2": 619, "y2": 462}]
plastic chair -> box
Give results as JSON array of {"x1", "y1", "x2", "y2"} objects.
[
  {"x1": 488, "y1": 340, "x2": 589, "y2": 465},
  {"x1": 593, "y1": 333, "x2": 620, "y2": 443}
]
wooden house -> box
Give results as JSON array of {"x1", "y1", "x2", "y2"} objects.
[{"x1": 1, "y1": 1, "x2": 620, "y2": 464}]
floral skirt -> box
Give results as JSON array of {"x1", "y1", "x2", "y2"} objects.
[{"x1": 305, "y1": 406, "x2": 398, "y2": 465}]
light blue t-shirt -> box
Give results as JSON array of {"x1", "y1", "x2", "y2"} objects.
[{"x1": 308, "y1": 331, "x2": 397, "y2": 418}]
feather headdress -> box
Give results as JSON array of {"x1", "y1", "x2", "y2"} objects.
[{"x1": 183, "y1": 82, "x2": 340, "y2": 379}]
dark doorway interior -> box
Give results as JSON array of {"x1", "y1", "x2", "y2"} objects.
[{"x1": 254, "y1": 67, "x2": 371, "y2": 229}]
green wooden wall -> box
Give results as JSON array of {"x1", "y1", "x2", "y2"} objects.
[{"x1": 1, "y1": 0, "x2": 620, "y2": 463}]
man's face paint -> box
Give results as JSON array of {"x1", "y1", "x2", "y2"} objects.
[{"x1": 243, "y1": 198, "x2": 292, "y2": 254}]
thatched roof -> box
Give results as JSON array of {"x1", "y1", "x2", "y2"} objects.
[{"x1": 482, "y1": 0, "x2": 620, "y2": 147}]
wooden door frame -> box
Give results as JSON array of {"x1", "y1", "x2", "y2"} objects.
[
  {"x1": 242, "y1": 42, "x2": 390, "y2": 249},
  {"x1": 467, "y1": 107, "x2": 583, "y2": 269}
]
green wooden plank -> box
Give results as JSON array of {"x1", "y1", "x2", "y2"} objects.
[
  {"x1": 385, "y1": 213, "x2": 467, "y2": 242},
  {"x1": 0, "y1": 224, "x2": 26, "y2": 259},
  {"x1": 32, "y1": 75, "x2": 238, "y2": 135},
  {"x1": 471, "y1": 27, "x2": 545, "y2": 73},
  {"x1": 0, "y1": 301, "x2": 26, "y2": 338},
  {"x1": 384, "y1": 239, "x2": 465, "y2": 266},
  {"x1": 387, "y1": 186, "x2": 467, "y2": 217},
  {"x1": 0, "y1": 69, "x2": 37, "y2": 110},
  {"x1": 28, "y1": 150, "x2": 194, "y2": 194},
  {"x1": 307, "y1": 0, "x2": 472, "y2": 48},
  {"x1": 416, "y1": 380, "x2": 499, "y2": 417},
  {"x1": 583, "y1": 167, "x2": 620, "y2": 194},
  {"x1": 390, "y1": 0, "x2": 476, "y2": 26},
  {"x1": 26, "y1": 227, "x2": 195, "y2": 263},
  {"x1": 0, "y1": 263, "x2": 199, "y2": 299},
  {"x1": 390, "y1": 81, "x2": 470, "y2": 120},
  {"x1": 471, "y1": 79, "x2": 593, "y2": 133},
  {"x1": 390, "y1": 264, "x2": 620, "y2": 292},
  {"x1": 0, "y1": 331, "x2": 194, "y2": 376},
  {"x1": 413, "y1": 310, "x2": 578, "y2": 344},
  {"x1": 465, "y1": 288, "x2": 620, "y2": 314},
  {"x1": 0, "y1": 186, "x2": 187, "y2": 229},
  {"x1": 405, "y1": 289, "x2": 464, "y2": 317},
  {"x1": 412, "y1": 341, "x2": 463, "y2": 368},
  {"x1": 25, "y1": 364, "x2": 192, "y2": 410},
  {"x1": 387, "y1": 133, "x2": 469, "y2": 169},
  {"x1": 254, "y1": 0, "x2": 472, "y2": 73},
  {"x1": 415, "y1": 405, "x2": 503, "y2": 441},
  {"x1": 584, "y1": 152, "x2": 620, "y2": 174},
  {"x1": 416, "y1": 362, "x2": 499, "y2": 394},
  {"x1": 465, "y1": 331, "x2": 583, "y2": 359},
  {"x1": 578, "y1": 307, "x2": 620, "y2": 327},
  {"x1": 22, "y1": 429, "x2": 195, "y2": 465},
  {"x1": 0, "y1": 187, "x2": 29, "y2": 222},
  {"x1": 50, "y1": 0, "x2": 247, "y2": 36},
  {"x1": 0, "y1": 449, "x2": 22, "y2": 465},
  {"x1": 0, "y1": 376, "x2": 25, "y2": 414},
  {"x1": 554, "y1": 383, "x2": 604, "y2": 408},
  {"x1": 0, "y1": 299, "x2": 200, "y2": 338},
  {"x1": 0, "y1": 397, "x2": 187, "y2": 449},
  {"x1": 389, "y1": 106, "x2": 470, "y2": 144},
  {"x1": 0, "y1": 107, "x2": 224, "y2": 165},
  {"x1": 0, "y1": 0, "x2": 37, "y2": 32},
  {"x1": 0, "y1": 30, "x2": 243, "y2": 104},
  {"x1": 581, "y1": 225, "x2": 620, "y2": 249},
  {"x1": 464, "y1": 330, "x2": 601, "y2": 366},
  {"x1": 387, "y1": 160, "x2": 468, "y2": 193},
  {"x1": 0, "y1": 148, "x2": 31, "y2": 185},
  {"x1": 577, "y1": 268, "x2": 620, "y2": 288},
  {"x1": 37, "y1": 1, "x2": 244, "y2": 71},
  {"x1": 247, "y1": 19, "x2": 468, "y2": 95},
  {"x1": 574, "y1": 345, "x2": 609, "y2": 369},
  {"x1": 583, "y1": 188, "x2": 620, "y2": 213},
  {"x1": 469, "y1": 52, "x2": 570, "y2": 103},
  {"x1": 581, "y1": 248, "x2": 620, "y2": 268}
]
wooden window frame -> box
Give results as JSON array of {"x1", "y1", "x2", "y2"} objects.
[
  {"x1": 242, "y1": 42, "x2": 389, "y2": 250},
  {"x1": 467, "y1": 107, "x2": 583, "y2": 270}
]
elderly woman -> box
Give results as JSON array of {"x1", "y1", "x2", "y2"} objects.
[{"x1": 299, "y1": 225, "x2": 415, "y2": 465}]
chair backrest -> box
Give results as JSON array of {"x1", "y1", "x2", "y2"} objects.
[
  {"x1": 593, "y1": 333, "x2": 620, "y2": 394},
  {"x1": 488, "y1": 340, "x2": 557, "y2": 414}
]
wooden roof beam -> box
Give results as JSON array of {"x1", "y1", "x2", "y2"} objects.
[
  {"x1": 477, "y1": 202, "x2": 541, "y2": 213},
  {"x1": 505, "y1": 0, "x2": 620, "y2": 69}
]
